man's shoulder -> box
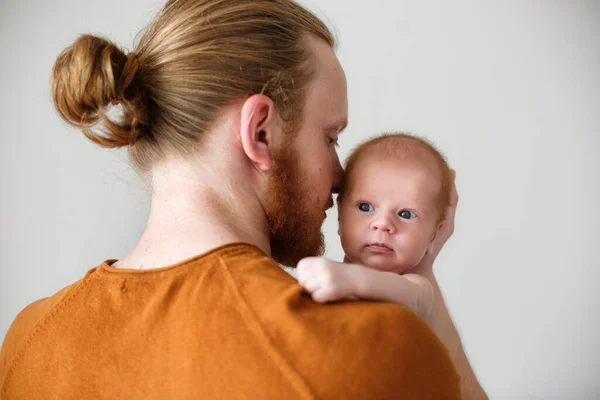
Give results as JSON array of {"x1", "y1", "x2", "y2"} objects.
[
  {"x1": 0, "y1": 273, "x2": 89, "y2": 380},
  {"x1": 193, "y1": 249, "x2": 462, "y2": 398},
  {"x1": 225, "y1": 250, "x2": 450, "y2": 365},
  {"x1": 253, "y1": 286, "x2": 462, "y2": 399},
  {"x1": 272, "y1": 294, "x2": 441, "y2": 354}
]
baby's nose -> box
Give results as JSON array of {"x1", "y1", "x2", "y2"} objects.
[{"x1": 371, "y1": 218, "x2": 395, "y2": 233}]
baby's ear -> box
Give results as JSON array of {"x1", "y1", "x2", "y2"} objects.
[{"x1": 427, "y1": 223, "x2": 444, "y2": 254}]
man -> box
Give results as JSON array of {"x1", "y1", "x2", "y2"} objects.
[{"x1": 1, "y1": 0, "x2": 486, "y2": 398}]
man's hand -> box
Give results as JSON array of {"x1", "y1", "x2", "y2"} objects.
[
  {"x1": 413, "y1": 169, "x2": 458, "y2": 276},
  {"x1": 409, "y1": 170, "x2": 489, "y2": 399},
  {"x1": 297, "y1": 257, "x2": 362, "y2": 303}
]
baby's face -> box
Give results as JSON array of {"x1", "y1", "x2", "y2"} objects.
[{"x1": 339, "y1": 158, "x2": 441, "y2": 274}]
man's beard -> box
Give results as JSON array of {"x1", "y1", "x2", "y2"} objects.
[{"x1": 265, "y1": 144, "x2": 327, "y2": 267}]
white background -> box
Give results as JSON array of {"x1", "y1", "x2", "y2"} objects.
[{"x1": 1, "y1": 1, "x2": 599, "y2": 398}]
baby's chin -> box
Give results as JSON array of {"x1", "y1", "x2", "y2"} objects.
[{"x1": 352, "y1": 252, "x2": 414, "y2": 274}]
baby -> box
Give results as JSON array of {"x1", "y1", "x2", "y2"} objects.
[{"x1": 297, "y1": 133, "x2": 453, "y2": 319}]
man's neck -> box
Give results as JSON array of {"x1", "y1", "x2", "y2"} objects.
[{"x1": 114, "y1": 160, "x2": 270, "y2": 270}]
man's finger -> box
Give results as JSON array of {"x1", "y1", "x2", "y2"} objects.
[{"x1": 449, "y1": 169, "x2": 458, "y2": 207}]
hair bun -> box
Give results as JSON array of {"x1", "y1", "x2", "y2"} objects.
[{"x1": 51, "y1": 34, "x2": 147, "y2": 148}]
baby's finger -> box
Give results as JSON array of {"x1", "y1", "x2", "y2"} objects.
[
  {"x1": 297, "y1": 257, "x2": 316, "y2": 271},
  {"x1": 296, "y1": 259, "x2": 315, "y2": 282},
  {"x1": 298, "y1": 273, "x2": 320, "y2": 294},
  {"x1": 297, "y1": 257, "x2": 324, "y2": 277},
  {"x1": 311, "y1": 288, "x2": 334, "y2": 304}
]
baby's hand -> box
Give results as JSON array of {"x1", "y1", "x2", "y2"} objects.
[{"x1": 297, "y1": 257, "x2": 362, "y2": 303}]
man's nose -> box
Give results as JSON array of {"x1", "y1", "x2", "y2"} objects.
[{"x1": 330, "y1": 152, "x2": 344, "y2": 194}]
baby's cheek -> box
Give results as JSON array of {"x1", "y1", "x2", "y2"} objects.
[
  {"x1": 339, "y1": 227, "x2": 362, "y2": 262},
  {"x1": 400, "y1": 250, "x2": 423, "y2": 271},
  {"x1": 399, "y1": 235, "x2": 430, "y2": 268},
  {"x1": 339, "y1": 228, "x2": 356, "y2": 255}
]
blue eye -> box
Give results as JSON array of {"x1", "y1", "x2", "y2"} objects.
[
  {"x1": 398, "y1": 210, "x2": 417, "y2": 219},
  {"x1": 358, "y1": 203, "x2": 373, "y2": 212}
]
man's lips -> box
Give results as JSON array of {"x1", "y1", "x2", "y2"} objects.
[{"x1": 365, "y1": 243, "x2": 393, "y2": 252}]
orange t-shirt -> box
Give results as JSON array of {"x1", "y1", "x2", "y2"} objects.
[{"x1": 0, "y1": 243, "x2": 460, "y2": 399}]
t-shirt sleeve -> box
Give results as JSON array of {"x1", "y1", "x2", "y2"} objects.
[
  {"x1": 337, "y1": 301, "x2": 461, "y2": 400},
  {"x1": 270, "y1": 294, "x2": 462, "y2": 400},
  {"x1": 0, "y1": 284, "x2": 76, "y2": 386}
]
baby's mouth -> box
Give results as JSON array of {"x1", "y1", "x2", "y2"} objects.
[{"x1": 366, "y1": 242, "x2": 393, "y2": 252}]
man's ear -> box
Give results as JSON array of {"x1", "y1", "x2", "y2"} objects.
[
  {"x1": 427, "y1": 222, "x2": 444, "y2": 254},
  {"x1": 240, "y1": 94, "x2": 279, "y2": 172}
]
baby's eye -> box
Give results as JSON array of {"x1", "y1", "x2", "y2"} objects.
[
  {"x1": 398, "y1": 210, "x2": 417, "y2": 220},
  {"x1": 358, "y1": 203, "x2": 373, "y2": 212}
]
